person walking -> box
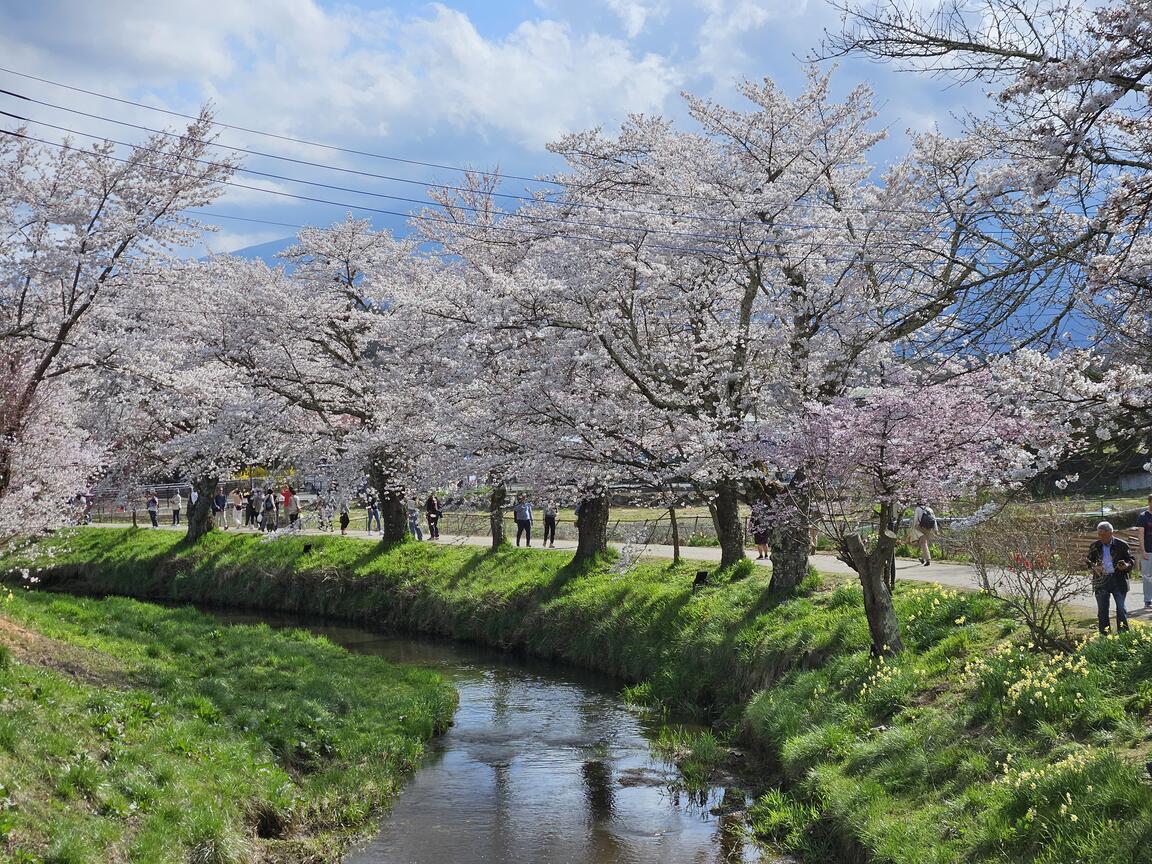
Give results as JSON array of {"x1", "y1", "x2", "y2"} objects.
[
  {"x1": 366, "y1": 496, "x2": 381, "y2": 533},
  {"x1": 339, "y1": 502, "x2": 350, "y2": 535},
  {"x1": 171, "y1": 490, "x2": 183, "y2": 526},
  {"x1": 1088, "y1": 520, "x2": 1135, "y2": 634},
  {"x1": 230, "y1": 487, "x2": 245, "y2": 528},
  {"x1": 425, "y1": 494, "x2": 442, "y2": 540},
  {"x1": 408, "y1": 498, "x2": 424, "y2": 540},
  {"x1": 145, "y1": 492, "x2": 159, "y2": 528},
  {"x1": 281, "y1": 484, "x2": 295, "y2": 525},
  {"x1": 286, "y1": 487, "x2": 301, "y2": 527},
  {"x1": 542, "y1": 502, "x2": 557, "y2": 548},
  {"x1": 261, "y1": 489, "x2": 276, "y2": 532},
  {"x1": 1138, "y1": 494, "x2": 1152, "y2": 609},
  {"x1": 749, "y1": 501, "x2": 770, "y2": 561},
  {"x1": 513, "y1": 494, "x2": 533, "y2": 547},
  {"x1": 213, "y1": 487, "x2": 228, "y2": 530},
  {"x1": 910, "y1": 503, "x2": 938, "y2": 566},
  {"x1": 245, "y1": 486, "x2": 259, "y2": 528}
]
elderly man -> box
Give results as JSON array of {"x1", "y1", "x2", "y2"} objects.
[{"x1": 1087, "y1": 520, "x2": 1135, "y2": 635}]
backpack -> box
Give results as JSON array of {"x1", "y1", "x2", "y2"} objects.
[{"x1": 918, "y1": 509, "x2": 937, "y2": 531}]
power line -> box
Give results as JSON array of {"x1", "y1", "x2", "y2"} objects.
[
  {"x1": 3, "y1": 127, "x2": 1012, "y2": 267},
  {"x1": 10, "y1": 109, "x2": 924, "y2": 248},
  {"x1": 0, "y1": 85, "x2": 1032, "y2": 240},
  {"x1": 0, "y1": 64, "x2": 1059, "y2": 223},
  {"x1": 0, "y1": 65, "x2": 574, "y2": 191}
]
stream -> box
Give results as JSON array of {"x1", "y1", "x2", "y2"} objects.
[{"x1": 210, "y1": 610, "x2": 773, "y2": 864}]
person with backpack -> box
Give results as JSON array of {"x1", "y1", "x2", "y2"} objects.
[
  {"x1": 261, "y1": 489, "x2": 276, "y2": 531},
  {"x1": 911, "y1": 503, "x2": 938, "y2": 566}
]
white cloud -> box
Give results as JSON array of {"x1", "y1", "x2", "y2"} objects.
[
  {"x1": 0, "y1": 1, "x2": 680, "y2": 157},
  {"x1": 692, "y1": 0, "x2": 814, "y2": 85},
  {"x1": 603, "y1": 0, "x2": 668, "y2": 38}
]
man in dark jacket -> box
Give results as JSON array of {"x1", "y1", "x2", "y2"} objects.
[{"x1": 1087, "y1": 521, "x2": 1135, "y2": 634}]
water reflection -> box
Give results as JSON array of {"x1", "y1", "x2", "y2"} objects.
[{"x1": 209, "y1": 612, "x2": 769, "y2": 864}]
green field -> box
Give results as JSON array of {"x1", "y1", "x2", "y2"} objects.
[{"x1": 0, "y1": 585, "x2": 454, "y2": 863}]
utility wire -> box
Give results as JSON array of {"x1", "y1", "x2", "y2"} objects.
[
  {"x1": 2, "y1": 127, "x2": 1014, "y2": 267},
  {"x1": 0, "y1": 84, "x2": 1033, "y2": 239},
  {"x1": 0, "y1": 64, "x2": 1058, "y2": 221},
  {"x1": 11, "y1": 109, "x2": 960, "y2": 248}
]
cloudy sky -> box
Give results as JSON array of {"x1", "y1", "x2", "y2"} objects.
[{"x1": 0, "y1": 0, "x2": 975, "y2": 254}]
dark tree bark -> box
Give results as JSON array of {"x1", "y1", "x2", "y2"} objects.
[
  {"x1": 841, "y1": 503, "x2": 905, "y2": 655},
  {"x1": 669, "y1": 504, "x2": 681, "y2": 565},
  {"x1": 489, "y1": 481, "x2": 507, "y2": 549},
  {"x1": 379, "y1": 489, "x2": 408, "y2": 542},
  {"x1": 711, "y1": 480, "x2": 746, "y2": 570},
  {"x1": 574, "y1": 491, "x2": 610, "y2": 562},
  {"x1": 366, "y1": 451, "x2": 408, "y2": 543},
  {"x1": 767, "y1": 474, "x2": 811, "y2": 594},
  {"x1": 770, "y1": 527, "x2": 811, "y2": 593},
  {"x1": 185, "y1": 476, "x2": 219, "y2": 542}
]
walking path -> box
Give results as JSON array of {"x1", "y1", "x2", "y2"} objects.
[{"x1": 90, "y1": 521, "x2": 1128, "y2": 618}]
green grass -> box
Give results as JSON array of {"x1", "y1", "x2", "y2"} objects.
[
  {"x1": 0, "y1": 528, "x2": 815, "y2": 719},
  {"x1": 0, "y1": 587, "x2": 454, "y2": 863},
  {"x1": 5, "y1": 528, "x2": 1152, "y2": 863}
]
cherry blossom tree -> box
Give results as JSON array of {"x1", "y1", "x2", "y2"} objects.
[
  {"x1": 828, "y1": 0, "x2": 1152, "y2": 371},
  {"x1": 178, "y1": 218, "x2": 447, "y2": 542},
  {"x1": 754, "y1": 370, "x2": 1066, "y2": 654},
  {"x1": 0, "y1": 111, "x2": 236, "y2": 536},
  {"x1": 424, "y1": 69, "x2": 1091, "y2": 580}
]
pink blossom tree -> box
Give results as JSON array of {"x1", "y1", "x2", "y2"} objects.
[{"x1": 755, "y1": 371, "x2": 1066, "y2": 654}]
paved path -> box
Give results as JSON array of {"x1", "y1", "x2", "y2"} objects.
[{"x1": 90, "y1": 521, "x2": 1134, "y2": 618}]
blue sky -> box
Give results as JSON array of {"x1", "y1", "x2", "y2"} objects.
[{"x1": 0, "y1": 0, "x2": 980, "y2": 255}]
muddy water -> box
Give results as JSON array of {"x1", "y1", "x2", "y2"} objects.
[{"x1": 211, "y1": 612, "x2": 770, "y2": 864}]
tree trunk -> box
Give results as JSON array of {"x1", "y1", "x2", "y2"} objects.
[
  {"x1": 574, "y1": 491, "x2": 610, "y2": 562},
  {"x1": 769, "y1": 526, "x2": 810, "y2": 593},
  {"x1": 379, "y1": 488, "x2": 408, "y2": 542},
  {"x1": 669, "y1": 505, "x2": 681, "y2": 565},
  {"x1": 711, "y1": 480, "x2": 745, "y2": 570},
  {"x1": 489, "y1": 482, "x2": 507, "y2": 549},
  {"x1": 185, "y1": 476, "x2": 218, "y2": 542},
  {"x1": 843, "y1": 531, "x2": 905, "y2": 656},
  {"x1": 764, "y1": 474, "x2": 811, "y2": 594},
  {"x1": 366, "y1": 454, "x2": 408, "y2": 543}
]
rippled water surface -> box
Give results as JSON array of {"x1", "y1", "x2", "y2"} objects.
[{"x1": 213, "y1": 614, "x2": 767, "y2": 864}]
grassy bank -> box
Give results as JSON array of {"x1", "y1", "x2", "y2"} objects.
[
  {"x1": 4, "y1": 528, "x2": 1152, "y2": 863},
  {"x1": 0, "y1": 585, "x2": 454, "y2": 863}
]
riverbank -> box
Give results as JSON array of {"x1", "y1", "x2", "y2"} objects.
[
  {"x1": 4, "y1": 528, "x2": 1152, "y2": 863},
  {"x1": 0, "y1": 584, "x2": 455, "y2": 863}
]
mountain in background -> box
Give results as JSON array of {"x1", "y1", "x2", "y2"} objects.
[
  {"x1": 222, "y1": 214, "x2": 415, "y2": 265},
  {"x1": 224, "y1": 236, "x2": 297, "y2": 264}
]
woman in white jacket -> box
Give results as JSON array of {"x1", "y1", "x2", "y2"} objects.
[{"x1": 910, "y1": 503, "x2": 938, "y2": 566}]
